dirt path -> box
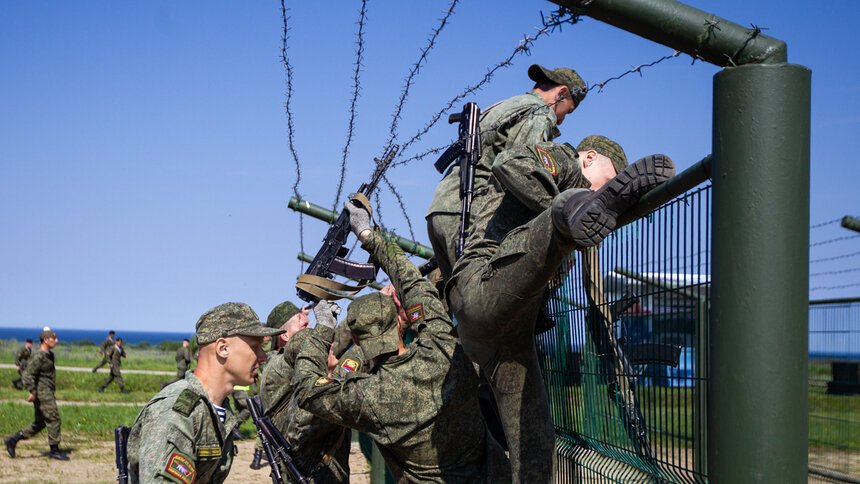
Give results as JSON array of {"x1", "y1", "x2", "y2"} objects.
[
  {"x1": 0, "y1": 435, "x2": 371, "y2": 483},
  {"x1": 0, "y1": 399, "x2": 146, "y2": 407},
  {"x1": 0, "y1": 363, "x2": 173, "y2": 376}
]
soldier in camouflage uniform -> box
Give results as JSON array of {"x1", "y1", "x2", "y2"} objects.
[
  {"x1": 445, "y1": 136, "x2": 675, "y2": 482},
  {"x1": 426, "y1": 64, "x2": 587, "y2": 283},
  {"x1": 127, "y1": 303, "x2": 283, "y2": 484},
  {"x1": 292, "y1": 204, "x2": 511, "y2": 483},
  {"x1": 5, "y1": 329, "x2": 69, "y2": 460},
  {"x1": 92, "y1": 330, "x2": 116, "y2": 372},
  {"x1": 162, "y1": 339, "x2": 193, "y2": 388},
  {"x1": 99, "y1": 337, "x2": 130, "y2": 393},
  {"x1": 11, "y1": 338, "x2": 32, "y2": 390}
]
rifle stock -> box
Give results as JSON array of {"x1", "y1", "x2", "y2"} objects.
[
  {"x1": 114, "y1": 426, "x2": 130, "y2": 484},
  {"x1": 247, "y1": 395, "x2": 308, "y2": 484}
]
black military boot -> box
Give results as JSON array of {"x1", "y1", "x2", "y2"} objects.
[
  {"x1": 5, "y1": 431, "x2": 23, "y2": 458},
  {"x1": 563, "y1": 154, "x2": 675, "y2": 247},
  {"x1": 49, "y1": 444, "x2": 69, "y2": 461},
  {"x1": 249, "y1": 449, "x2": 264, "y2": 469},
  {"x1": 11, "y1": 378, "x2": 23, "y2": 390}
]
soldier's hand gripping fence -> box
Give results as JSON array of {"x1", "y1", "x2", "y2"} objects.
[
  {"x1": 432, "y1": 103, "x2": 482, "y2": 258},
  {"x1": 296, "y1": 145, "x2": 399, "y2": 303},
  {"x1": 247, "y1": 395, "x2": 308, "y2": 484},
  {"x1": 114, "y1": 426, "x2": 130, "y2": 484}
]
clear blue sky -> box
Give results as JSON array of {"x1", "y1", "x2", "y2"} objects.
[{"x1": 1, "y1": 1, "x2": 858, "y2": 333}]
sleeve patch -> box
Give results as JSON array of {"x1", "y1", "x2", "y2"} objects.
[
  {"x1": 166, "y1": 453, "x2": 196, "y2": 484},
  {"x1": 406, "y1": 303, "x2": 424, "y2": 323},
  {"x1": 340, "y1": 359, "x2": 359, "y2": 372},
  {"x1": 314, "y1": 377, "x2": 333, "y2": 387},
  {"x1": 534, "y1": 146, "x2": 558, "y2": 176},
  {"x1": 172, "y1": 389, "x2": 201, "y2": 417}
]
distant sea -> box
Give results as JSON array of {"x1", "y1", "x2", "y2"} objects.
[{"x1": 0, "y1": 327, "x2": 191, "y2": 345}]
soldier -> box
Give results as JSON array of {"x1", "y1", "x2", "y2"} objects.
[
  {"x1": 11, "y1": 338, "x2": 33, "y2": 390},
  {"x1": 292, "y1": 205, "x2": 511, "y2": 483},
  {"x1": 99, "y1": 337, "x2": 130, "y2": 394},
  {"x1": 92, "y1": 330, "x2": 116, "y2": 373},
  {"x1": 444, "y1": 136, "x2": 675, "y2": 482},
  {"x1": 426, "y1": 64, "x2": 587, "y2": 283},
  {"x1": 5, "y1": 329, "x2": 69, "y2": 460},
  {"x1": 127, "y1": 302, "x2": 283, "y2": 484},
  {"x1": 161, "y1": 339, "x2": 193, "y2": 389},
  {"x1": 250, "y1": 301, "x2": 311, "y2": 469}
]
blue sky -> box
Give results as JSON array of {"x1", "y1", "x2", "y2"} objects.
[{"x1": 1, "y1": 1, "x2": 858, "y2": 333}]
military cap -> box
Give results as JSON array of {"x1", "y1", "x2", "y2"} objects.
[
  {"x1": 39, "y1": 329, "x2": 56, "y2": 341},
  {"x1": 284, "y1": 327, "x2": 312, "y2": 366},
  {"x1": 196, "y1": 302, "x2": 285, "y2": 345},
  {"x1": 267, "y1": 301, "x2": 302, "y2": 329},
  {"x1": 576, "y1": 135, "x2": 628, "y2": 175},
  {"x1": 528, "y1": 64, "x2": 587, "y2": 108},
  {"x1": 346, "y1": 292, "x2": 399, "y2": 361}
]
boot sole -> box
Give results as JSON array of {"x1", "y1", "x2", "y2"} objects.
[{"x1": 570, "y1": 154, "x2": 675, "y2": 247}]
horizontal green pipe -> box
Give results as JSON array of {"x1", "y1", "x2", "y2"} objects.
[
  {"x1": 809, "y1": 296, "x2": 860, "y2": 306},
  {"x1": 617, "y1": 154, "x2": 712, "y2": 228},
  {"x1": 297, "y1": 252, "x2": 386, "y2": 291},
  {"x1": 288, "y1": 197, "x2": 435, "y2": 260},
  {"x1": 842, "y1": 216, "x2": 860, "y2": 233},
  {"x1": 550, "y1": 0, "x2": 787, "y2": 66}
]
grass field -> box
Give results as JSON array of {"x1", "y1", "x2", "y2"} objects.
[{"x1": 0, "y1": 340, "x2": 181, "y2": 372}]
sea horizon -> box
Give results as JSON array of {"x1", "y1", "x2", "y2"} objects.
[{"x1": 0, "y1": 326, "x2": 192, "y2": 345}]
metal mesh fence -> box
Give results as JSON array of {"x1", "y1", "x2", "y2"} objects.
[
  {"x1": 809, "y1": 298, "x2": 860, "y2": 483},
  {"x1": 537, "y1": 185, "x2": 711, "y2": 483}
]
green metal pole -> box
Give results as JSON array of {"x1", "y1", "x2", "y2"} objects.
[
  {"x1": 549, "y1": 0, "x2": 786, "y2": 67},
  {"x1": 842, "y1": 216, "x2": 860, "y2": 233},
  {"x1": 711, "y1": 63, "x2": 810, "y2": 482},
  {"x1": 288, "y1": 196, "x2": 435, "y2": 260},
  {"x1": 370, "y1": 442, "x2": 386, "y2": 484}
]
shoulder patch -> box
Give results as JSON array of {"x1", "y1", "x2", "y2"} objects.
[
  {"x1": 406, "y1": 303, "x2": 424, "y2": 323},
  {"x1": 314, "y1": 377, "x2": 333, "y2": 387},
  {"x1": 166, "y1": 452, "x2": 196, "y2": 484},
  {"x1": 172, "y1": 389, "x2": 201, "y2": 417},
  {"x1": 340, "y1": 358, "x2": 359, "y2": 373},
  {"x1": 535, "y1": 146, "x2": 557, "y2": 176}
]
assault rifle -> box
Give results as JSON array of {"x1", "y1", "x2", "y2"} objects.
[
  {"x1": 114, "y1": 425, "x2": 130, "y2": 484},
  {"x1": 296, "y1": 145, "x2": 399, "y2": 303},
  {"x1": 432, "y1": 103, "x2": 482, "y2": 258},
  {"x1": 247, "y1": 395, "x2": 308, "y2": 484}
]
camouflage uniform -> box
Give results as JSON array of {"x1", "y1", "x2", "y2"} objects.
[
  {"x1": 92, "y1": 335, "x2": 115, "y2": 371},
  {"x1": 12, "y1": 343, "x2": 31, "y2": 389},
  {"x1": 20, "y1": 347, "x2": 62, "y2": 446},
  {"x1": 99, "y1": 344, "x2": 127, "y2": 392},
  {"x1": 259, "y1": 329, "x2": 358, "y2": 483},
  {"x1": 175, "y1": 346, "x2": 191, "y2": 380},
  {"x1": 293, "y1": 232, "x2": 511, "y2": 483},
  {"x1": 128, "y1": 372, "x2": 239, "y2": 484},
  {"x1": 447, "y1": 139, "x2": 639, "y2": 483},
  {"x1": 426, "y1": 91, "x2": 560, "y2": 282}
]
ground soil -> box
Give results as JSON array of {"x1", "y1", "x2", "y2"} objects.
[{"x1": 0, "y1": 435, "x2": 371, "y2": 484}]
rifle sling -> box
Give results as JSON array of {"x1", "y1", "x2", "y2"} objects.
[
  {"x1": 314, "y1": 428, "x2": 347, "y2": 474},
  {"x1": 296, "y1": 274, "x2": 370, "y2": 302}
]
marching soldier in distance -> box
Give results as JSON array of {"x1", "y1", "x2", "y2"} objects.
[
  {"x1": 92, "y1": 330, "x2": 116, "y2": 373},
  {"x1": 5, "y1": 329, "x2": 69, "y2": 460},
  {"x1": 99, "y1": 337, "x2": 130, "y2": 394},
  {"x1": 127, "y1": 302, "x2": 283, "y2": 483},
  {"x1": 11, "y1": 338, "x2": 33, "y2": 390},
  {"x1": 161, "y1": 339, "x2": 192, "y2": 389}
]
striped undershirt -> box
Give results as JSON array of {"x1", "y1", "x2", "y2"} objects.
[{"x1": 212, "y1": 403, "x2": 226, "y2": 423}]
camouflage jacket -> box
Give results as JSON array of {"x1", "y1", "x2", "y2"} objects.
[
  {"x1": 101, "y1": 336, "x2": 115, "y2": 355},
  {"x1": 15, "y1": 344, "x2": 31, "y2": 368},
  {"x1": 128, "y1": 372, "x2": 238, "y2": 484},
  {"x1": 175, "y1": 347, "x2": 191, "y2": 366},
  {"x1": 454, "y1": 142, "x2": 589, "y2": 267},
  {"x1": 107, "y1": 345, "x2": 127, "y2": 369},
  {"x1": 22, "y1": 348, "x2": 55, "y2": 397},
  {"x1": 426, "y1": 91, "x2": 559, "y2": 218},
  {"x1": 293, "y1": 232, "x2": 509, "y2": 483}
]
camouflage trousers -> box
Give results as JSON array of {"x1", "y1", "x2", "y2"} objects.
[
  {"x1": 447, "y1": 189, "x2": 587, "y2": 484},
  {"x1": 162, "y1": 365, "x2": 187, "y2": 387},
  {"x1": 425, "y1": 212, "x2": 460, "y2": 284},
  {"x1": 100, "y1": 368, "x2": 124, "y2": 391},
  {"x1": 92, "y1": 355, "x2": 108, "y2": 371},
  {"x1": 232, "y1": 389, "x2": 250, "y2": 424},
  {"x1": 21, "y1": 396, "x2": 62, "y2": 446}
]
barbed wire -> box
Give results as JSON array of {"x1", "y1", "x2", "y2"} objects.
[
  {"x1": 810, "y1": 267, "x2": 860, "y2": 278},
  {"x1": 725, "y1": 24, "x2": 768, "y2": 67},
  {"x1": 810, "y1": 234, "x2": 860, "y2": 248},
  {"x1": 382, "y1": 174, "x2": 416, "y2": 242},
  {"x1": 379, "y1": 0, "x2": 459, "y2": 159},
  {"x1": 810, "y1": 217, "x2": 843, "y2": 229},
  {"x1": 811, "y1": 251, "x2": 860, "y2": 264},
  {"x1": 281, "y1": 1, "x2": 305, "y2": 269},
  {"x1": 588, "y1": 50, "x2": 681, "y2": 93},
  {"x1": 333, "y1": 0, "x2": 368, "y2": 212},
  {"x1": 811, "y1": 282, "x2": 860, "y2": 292}
]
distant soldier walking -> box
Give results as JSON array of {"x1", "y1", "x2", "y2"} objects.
[
  {"x1": 99, "y1": 337, "x2": 129, "y2": 394},
  {"x1": 5, "y1": 329, "x2": 69, "y2": 460},
  {"x1": 11, "y1": 338, "x2": 33, "y2": 390},
  {"x1": 162, "y1": 339, "x2": 192, "y2": 388},
  {"x1": 91, "y1": 330, "x2": 115, "y2": 372}
]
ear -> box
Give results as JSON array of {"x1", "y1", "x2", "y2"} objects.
[
  {"x1": 581, "y1": 150, "x2": 597, "y2": 168},
  {"x1": 557, "y1": 85, "x2": 570, "y2": 100},
  {"x1": 216, "y1": 338, "x2": 229, "y2": 358}
]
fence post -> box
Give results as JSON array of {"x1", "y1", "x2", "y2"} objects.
[
  {"x1": 694, "y1": 297, "x2": 707, "y2": 476},
  {"x1": 710, "y1": 62, "x2": 810, "y2": 482}
]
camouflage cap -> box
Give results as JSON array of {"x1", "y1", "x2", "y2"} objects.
[
  {"x1": 266, "y1": 301, "x2": 302, "y2": 329},
  {"x1": 528, "y1": 64, "x2": 587, "y2": 108},
  {"x1": 39, "y1": 329, "x2": 56, "y2": 341},
  {"x1": 330, "y1": 322, "x2": 354, "y2": 359},
  {"x1": 196, "y1": 302, "x2": 285, "y2": 345},
  {"x1": 345, "y1": 292, "x2": 399, "y2": 361},
  {"x1": 576, "y1": 135, "x2": 628, "y2": 175},
  {"x1": 283, "y1": 328, "x2": 312, "y2": 366}
]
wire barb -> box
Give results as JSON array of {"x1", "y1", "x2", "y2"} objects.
[{"x1": 281, "y1": 1, "x2": 305, "y2": 268}]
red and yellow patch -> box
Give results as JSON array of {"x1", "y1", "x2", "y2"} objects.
[
  {"x1": 340, "y1": 358, "x2": 359, "y2": 372},
  {"x1": 166, "y1": 453, "x2": 196, "y2": 484},
  {"x1": 406, "y1": 303, "x2": 424, "y2": 323},
  {"x1": 314, "y1": 377, "x2": 333, "y2": 387},
  {"x1": 535, "y1": 146, "x2": 557, "y2": 176}
]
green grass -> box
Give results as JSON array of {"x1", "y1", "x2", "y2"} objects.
[
  {"x1": 0, "y1": 339, "x2": 182, "y2": 372},
  {"x1": 0, "y1": 368, "x2": 168, "y2": 403},
  {"x1": 0, "y1": 401, "x2": 144, "y2": 439}
]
